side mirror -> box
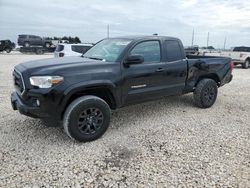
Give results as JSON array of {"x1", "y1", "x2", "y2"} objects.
[{"x1": 124, "y1": 55, "x2": 144, "y2": 66}]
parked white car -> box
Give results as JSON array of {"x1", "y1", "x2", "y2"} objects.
[
  {"x1": 204, "y1": 46, "x2": 250, "y2": 69},
  {"x1": 54, "y1": 43, "x2": 93, "y2": 57}
]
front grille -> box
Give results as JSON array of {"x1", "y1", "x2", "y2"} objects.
[{"x1": 13, "y1": 70, "x2": 25, "y2": 94}]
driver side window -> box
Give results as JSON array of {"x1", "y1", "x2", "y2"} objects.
[{"x1": 130, "y1": 41, "x2": 161, "y2": 63}]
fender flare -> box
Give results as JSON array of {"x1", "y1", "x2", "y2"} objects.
[{"x1": 60, "y1": 80, "x2": 119, "y2": 111}]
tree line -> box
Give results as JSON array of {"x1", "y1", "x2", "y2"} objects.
[{"x1": 46, "y1": 36, "x2": 81, "y2": 43}]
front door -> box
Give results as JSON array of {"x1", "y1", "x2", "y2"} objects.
[{"x1": 122, "y1": 40, "x2": 167, "y2": 105}]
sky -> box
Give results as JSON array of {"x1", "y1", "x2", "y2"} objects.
[{"x1": 0, "y1": 0, "x2": 250, "y2": 48}]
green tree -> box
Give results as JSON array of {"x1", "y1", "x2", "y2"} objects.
[
  {"x1": 62, "y1": 36, "x2": 68, "y2": 40},
  {"x1": 74, "y1": 37, "x2": 81, "y2": 43},
  {"x1": 53, "y1": 36, "x2": 60, "y2": 40},
  {"x1": 68, "y1": 36, "x2": 74, "y2": 44}
]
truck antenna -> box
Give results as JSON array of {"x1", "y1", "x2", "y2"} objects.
[
  {"x1": 207, "y1": 32, "x2": 210, "y2": 47},
  {"x1": 107, "y1": 24, "x2": 110, "y2": 38},
  {"x1": 191, "y1": 28, "x2": 194, "y2": 46},
  {"x1": 223, "y1": 37, "x2": 227, "y2": 50}
]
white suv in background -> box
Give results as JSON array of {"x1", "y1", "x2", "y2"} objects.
[{"x1": 54, "y1": 43, "x2": 93, "y2": 57}]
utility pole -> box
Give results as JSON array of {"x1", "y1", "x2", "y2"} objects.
[
  {"x1": 107, "y1": 24, "x2": 110, "y2": 38},
  {"x1": 223, "y1": 37, "x2": 227, "y2": 50},
  {"x1": 207, "y1": 32, "x2": 210, "y2": 47},
  {"x1": 191, "y1": 28, "x2": 194, "y2": 46}
]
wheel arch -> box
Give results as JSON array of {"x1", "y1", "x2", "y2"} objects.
[
  {"x1": 196, "y1": 73, "x2": 220, "y2": 87},
  {"x1": 245, "y1": 57, "x2": 250, "y2": 63},
  {"x1": 60, "y1": 83, "x2": 118, "y2": 119}
]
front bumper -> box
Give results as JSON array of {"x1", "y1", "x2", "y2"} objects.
[{"x1": 11, "y1": 92, "x2": 50, "y2": 118}]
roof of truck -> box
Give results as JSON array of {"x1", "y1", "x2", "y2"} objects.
[
  {"x1": 57, "y1": 43, "x2": 93, "y2": 46},
  {"x1": 109, "y1": 35, "x2": 180, "y2": 41}
]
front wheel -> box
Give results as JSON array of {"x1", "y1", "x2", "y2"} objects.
[
  {"x1": 193, "y1": 79, "x2": 218, "y2": 108},
  {"x1": 242, "y1": 60, "x2": 249, "y2": 69},
  {"x1": 36, "y1": 49, "x2": 44, "y2": 54},
  {"x1": 63, "y1": 95, "x2": 111, "y2": 142}
]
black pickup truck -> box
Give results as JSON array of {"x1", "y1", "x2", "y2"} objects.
[
  {"x1": 11, "y1": 36, "x2": 233, "y2": 142},
  {"x1": 0, "y1": 40, "x2": 15, "y2": 53}
]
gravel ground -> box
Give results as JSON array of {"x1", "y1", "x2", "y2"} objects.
[{"x1": 0, "y1": 53, "x2": 249, "y2": 187}]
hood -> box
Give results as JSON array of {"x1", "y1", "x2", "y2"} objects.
[
  {"x1": 19, "y1": 56, "x2": 101, "y2": 69},
  {"x1": 15, "y1": 56, "x2": 108, "y2": 74}
]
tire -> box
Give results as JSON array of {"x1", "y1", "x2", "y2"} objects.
[
  {"x1": 63, "y1": 95, "x2": 111, "y2": 142},
  {"x1": 193, "y1": 79, "x2": 218, "y2": 108},
  {"x1": 242, "y1": 60, "x2": 249, "y2": 69},
  {"x1": 45, "y1": 43, "x2": 50, "y2": 48},
  {"x1": 36, "y1": 49, "x2": 44, "y2": 55},
  {"x1": 24, "y1": 42, "x2": 30, "y2": 47},
  {"x1": 5, "y1": 48, "x2": 11, "y2": 53}
]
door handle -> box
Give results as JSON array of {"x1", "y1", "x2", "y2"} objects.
[{"x1": 155, "y1": 68, "x2": 164, "y2": 72}]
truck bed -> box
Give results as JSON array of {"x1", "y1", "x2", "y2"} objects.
[{"x1": 184, "y1": 55, "x2": 232, "y2": 93}]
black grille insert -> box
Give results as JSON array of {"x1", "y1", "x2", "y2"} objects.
[{"x1": 13, "y1": 70, "x2": 25, "y2": 94}]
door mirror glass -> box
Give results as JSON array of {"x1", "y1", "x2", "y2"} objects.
[{"x1": 124, "y1": 55, "x2": 144, "y2": 65}]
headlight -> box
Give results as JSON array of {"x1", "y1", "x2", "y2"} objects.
[{"x1": 29, "y1": 76, "x2": 64, "y2": 88}]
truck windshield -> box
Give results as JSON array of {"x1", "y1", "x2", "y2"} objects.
[{"x1": 83, "y1": 39, "x2": 132, "y2": 62}]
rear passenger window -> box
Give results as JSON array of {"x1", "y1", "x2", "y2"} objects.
[
  {"x1": 234, "y1": 47, "x2": 250, "y2": 52},
  {"x1": 130, "y1": 41, "x2": 161, "y2": 63},
  {"x1": 71, "y1": 45, "x2": 91, "y2": 54},
  {"x1": 56, "y1": 45, "x2": 64, "y2": 52},
  {"x1": 165, "y1": 40, "x2": 183, "y2": 62}
]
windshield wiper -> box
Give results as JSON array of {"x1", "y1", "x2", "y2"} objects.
[{"x1": 82, "y1": 56, "x2": 104, "y2": 61}]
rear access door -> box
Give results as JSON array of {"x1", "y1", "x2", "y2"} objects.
[{"x1": 161, "y1": 39, "x2": 188, "y2": 94}]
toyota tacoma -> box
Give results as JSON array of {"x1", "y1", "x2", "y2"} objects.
[{"x1": 11, "y1": 36, "x2": 233, "y2": 142}]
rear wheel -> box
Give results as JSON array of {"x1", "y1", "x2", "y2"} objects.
[
  {"x1": 5, "y1": 48, "x2": 11, "y2": 53},
  {"x1": 193, "y1": 79, "x2": 218, "y2": 108},
  {"x1": 242, "y1": 60, "x2": 249, "y2": 69},
  {"x1": 63, "y1": 95, "x2": 111, "y2": 142}
]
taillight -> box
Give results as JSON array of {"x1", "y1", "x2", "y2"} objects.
[
  {"x1": 59, "y1": 52, "x2": 64, "y2": 57},
  {"x1": 230, "y1": 61, "x2": 234, "y2": 72}
]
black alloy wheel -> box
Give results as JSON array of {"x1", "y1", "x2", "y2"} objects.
[
  {"x1": 203, "y1": 85, "x2": 216, "y2": 105},
  {"x1": 193, "y1": 78, "x2": 218, "y2": 108},
  {"x1": 63, "y1": 95, "x2": 111, "y2": 142},
  {"x1": 78, "y1": 108, "x2": 104, "y2": 135}
]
